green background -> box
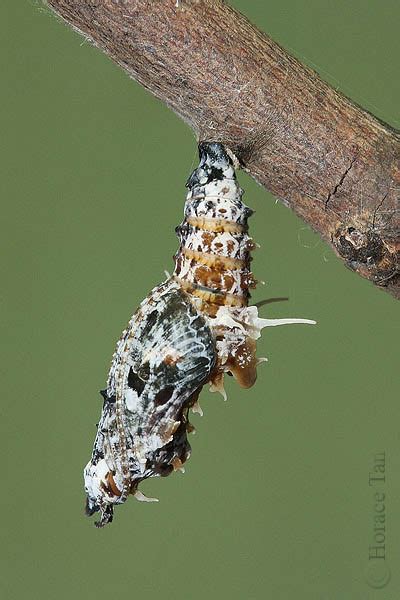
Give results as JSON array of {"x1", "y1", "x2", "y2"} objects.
[{"x1": 2, "y1": 1, "x2": 399, "y2": 598}]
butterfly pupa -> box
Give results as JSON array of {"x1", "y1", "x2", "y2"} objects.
[{"x1": 84, "y1": 142, "x2": 315, "y2": 527}]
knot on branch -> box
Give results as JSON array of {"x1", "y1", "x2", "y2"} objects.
[{"x1": 333, "y1": 223, "x2": 399, "y2": 289}]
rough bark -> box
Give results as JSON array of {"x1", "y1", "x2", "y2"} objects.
[{"x1": 46, "y1": 0, "x2": 399, "y2": 298}]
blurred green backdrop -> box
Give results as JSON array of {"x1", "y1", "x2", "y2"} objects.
[{"x1": 1, "y1": 1, "x2": 399, "y2": 599}]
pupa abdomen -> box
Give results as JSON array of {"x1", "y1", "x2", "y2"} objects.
[{"x1": 174, "y1": 142, "x2": 255, "y2": 308}]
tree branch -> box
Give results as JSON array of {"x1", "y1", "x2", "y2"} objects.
[{"x1": 46, "y1": 0, "x2": 399, "y2": 299}]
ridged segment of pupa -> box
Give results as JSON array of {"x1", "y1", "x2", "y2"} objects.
[{"x1": 174, "y1": 143, "x2": 255, "y2": 306}]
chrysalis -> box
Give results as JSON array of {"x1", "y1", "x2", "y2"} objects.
[{"x1": 84, "y1": 142, "x2": 315, "y2": 527}]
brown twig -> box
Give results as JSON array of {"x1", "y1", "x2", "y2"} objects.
[{"x1": 46, "y1": 0, "x2": 399, "y2": 299}]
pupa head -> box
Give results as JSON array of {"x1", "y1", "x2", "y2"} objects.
[{"x1": 84, "y1": 459, "x2": 125, "y2": 527}]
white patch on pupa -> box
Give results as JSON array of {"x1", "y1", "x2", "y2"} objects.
[{"x1": 125, "y1": 388, "x2": 140, "y2": 412}]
